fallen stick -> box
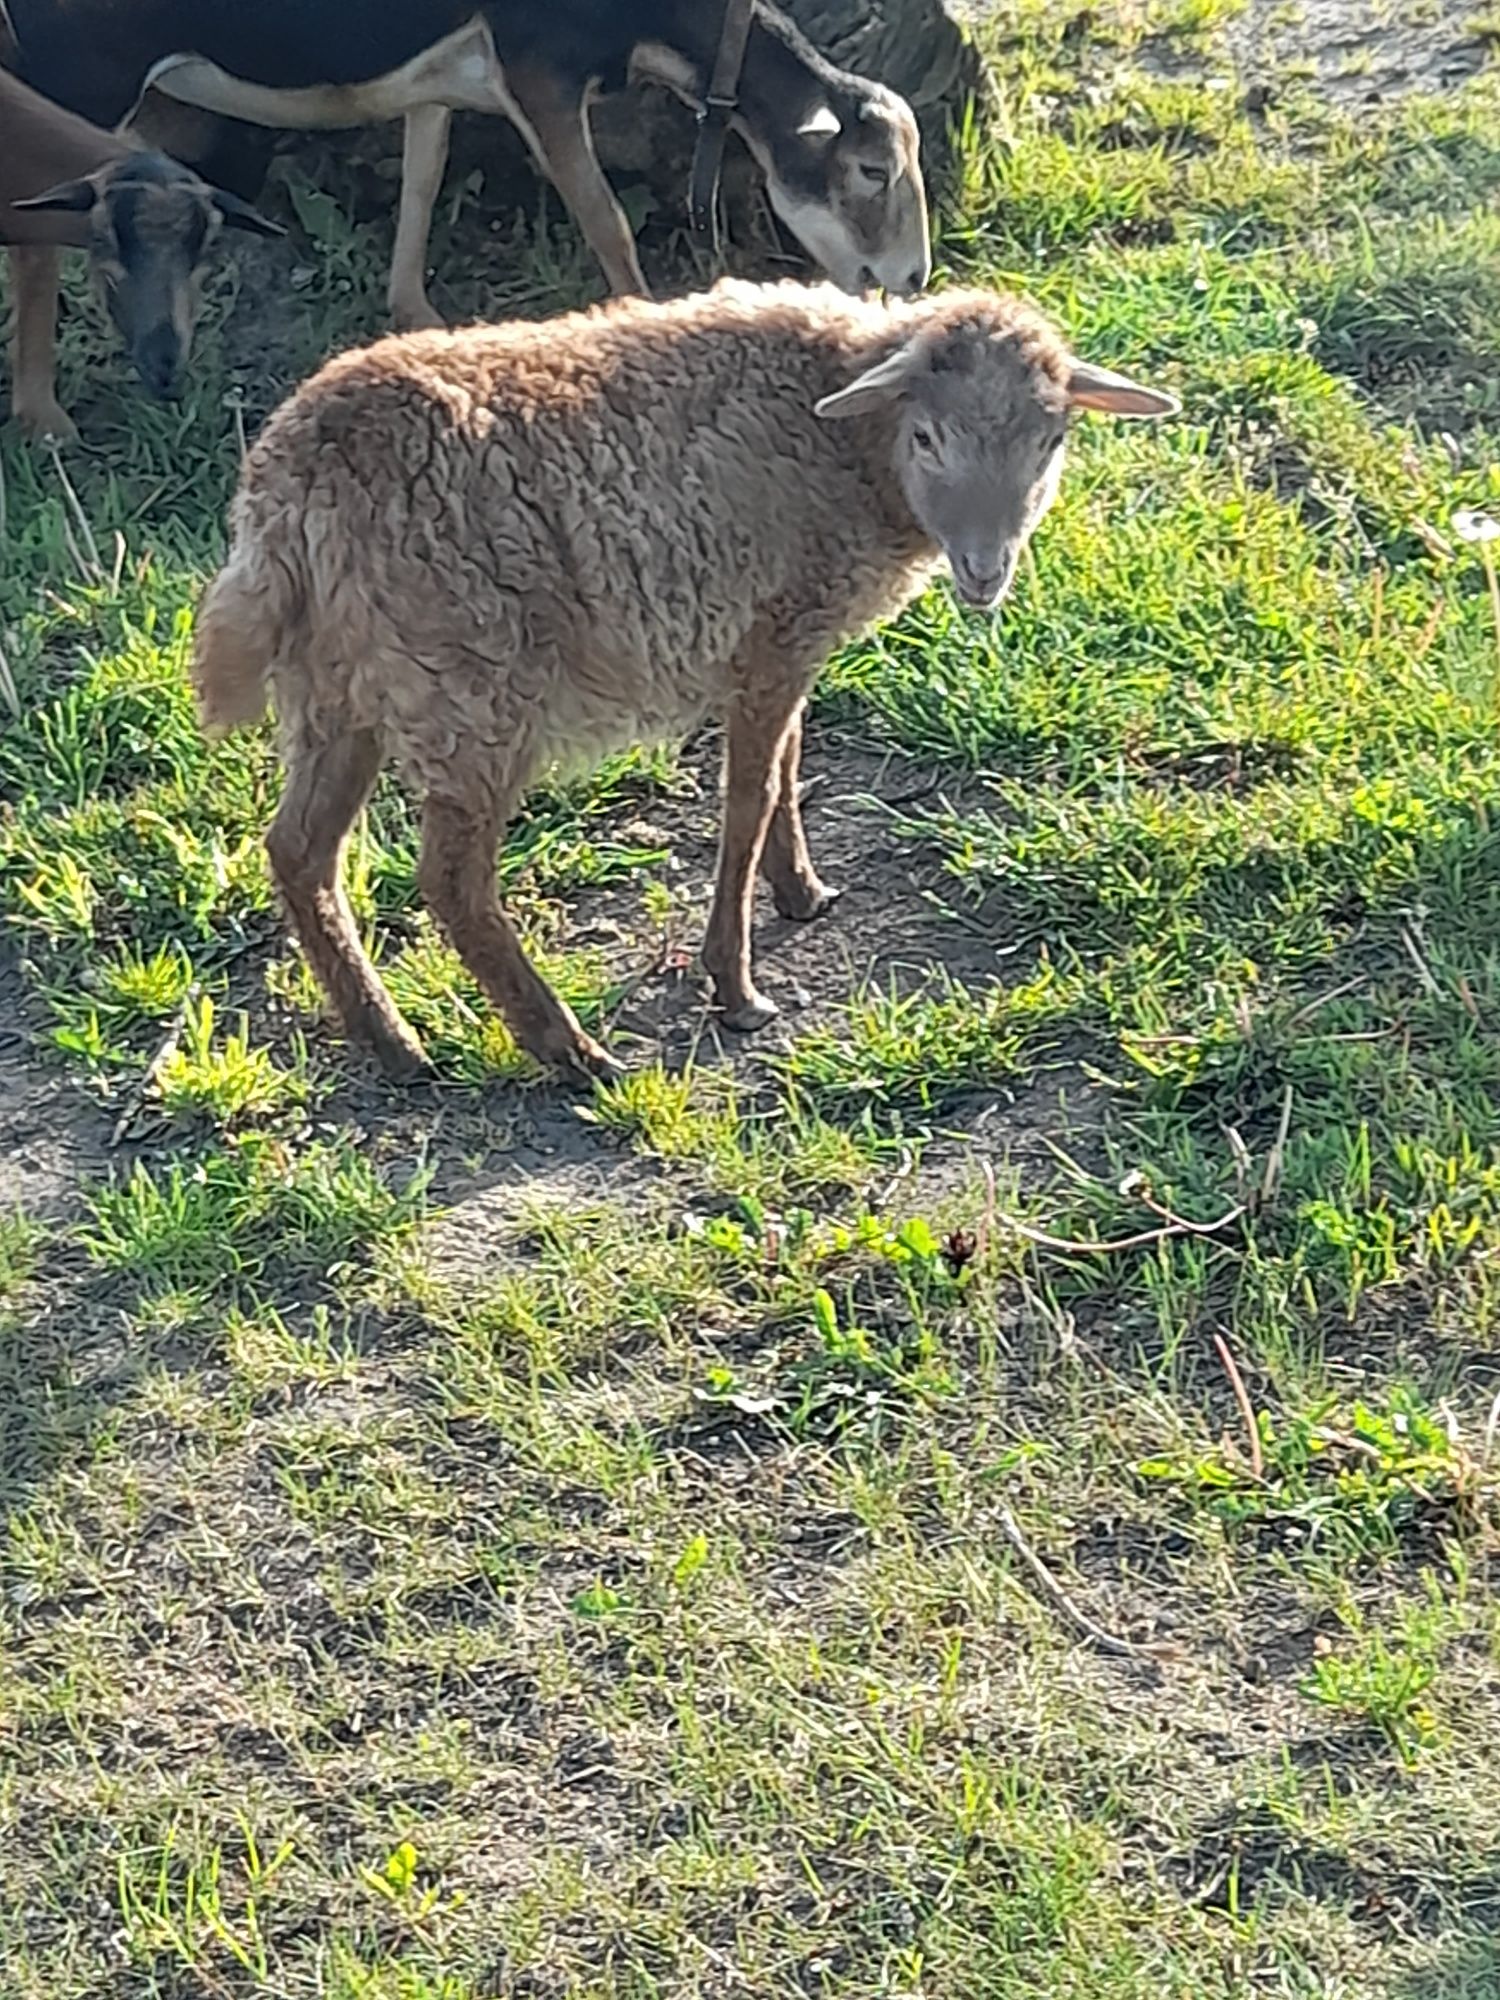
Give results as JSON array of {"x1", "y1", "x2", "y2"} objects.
[
  {"x1": 1212, "y1": 1331, "x2": 1264, "y2": 1481},
  {"x1": 997, "y1": 1505, "x2": 1167, "y2": 1662},
  {"x1": 995, "y1": 1201, "x2": 1245, "y2": 1258}
]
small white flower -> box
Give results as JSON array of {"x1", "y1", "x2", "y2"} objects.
[{"x1": 1452, "y1": 508, "x2": 1500, "y2": 545}]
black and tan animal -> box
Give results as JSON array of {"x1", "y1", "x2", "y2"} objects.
[
  {"x1": 0, "y1": 67, "x2": 280, "y2": 438},
  {"x1": 7, "y1": 0, "x2": 932, "y2": 335}
]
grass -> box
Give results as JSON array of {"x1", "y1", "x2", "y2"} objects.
[{"x1": 3, "y1": 4, "x2": 1500, "y2": 1994}]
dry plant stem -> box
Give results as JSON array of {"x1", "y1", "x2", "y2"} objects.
[
  {"x1": 46, "y1": 441, "x2": 102, "y2": 582},
  {"x1": 997, "y1": 1201, "x2": 1245, "y2": 1257},
  {"x1": 1400, "y1": 924, "x2": 1442, "y2": 998},
  {"x1": 996, "y1": 1506, "x2": 1159, "y2": 1662},
  {"x1": 110, "y1": 983, "x2": 200, "y2": 1145},
  {"x1": 1212, "y1": 1331, "x2": 1264, "y2": 1481},
  {"x1": 1261, "y1": 1082, "x2": 1294, "y2": 1204},
  {"x1": 1484, "y1": 1386, "x2": 1500, "y2": 1467}
]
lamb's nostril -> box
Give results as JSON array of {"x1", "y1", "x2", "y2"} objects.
[
  {"x1": 905, "y1": 266, "x2": 928, "y2": 296},
  {"x1": 857, "y1": 264, "x2": 876, "y2": 291}
]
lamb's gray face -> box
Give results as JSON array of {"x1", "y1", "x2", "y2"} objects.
[
  {"x1": 896, "y1": 381, "x2": 1069, "y2": 608},
  {"x1": 759, "y1": 89, "x2": 930, "y2": 298},
  {"x1": 815, "y1": 312, "x2": 1180, "y2": 609}
]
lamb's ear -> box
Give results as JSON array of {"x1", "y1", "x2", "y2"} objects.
[
  {"x1": 11, "y1": 176, "x2": 98, "y2": 215},
  {"x1": 797, "y1": 103, "x2": 842, "y2": 142},
  {"x1": 814, "y1": 343, "x2": 916, "y2": 420},
  {"x1": 1066, "y1": 359, "x2": 1180, "y2": 418}
]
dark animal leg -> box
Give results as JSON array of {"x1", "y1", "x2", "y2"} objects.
[{"x1": 503, "y1": 61, "x2": 648, "y2": 296}]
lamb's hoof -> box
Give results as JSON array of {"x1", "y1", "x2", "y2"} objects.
[
  {"x1": 17, "y1": 402, "x2": 78, "y2": 445},
  {"x1": 773, "y1": 878, "x2": 841, "y2": 922},
  {"x1": 720, "y1": 992, "x2": 781, "y2": 1034},
  {"x1": 365, "y1": 1024, "x2": 432, "y2": 1081},
  {"x1": 555, "y1": 1035, "x2": 626, "y2": 1090}
]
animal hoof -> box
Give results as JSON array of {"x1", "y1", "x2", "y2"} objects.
[
  {"x1": 720, "y1": 992, "x2": 780, "y2": 1034},
  {"x1": 773, "y1": 878, "x2": 841, "y2": 922},
  {"x1": 366, "y1": 1025, "x2": 432, "y2": 1081},
  {"x1": 391, "y1": 297, "x2": 446, "y2": 333},
  {"x1": 17, "y1": 403, "x2": 78, "y2": 445},
  {"x1": 556, "y1": 1035, "x2": 626, "y2": 1088}
]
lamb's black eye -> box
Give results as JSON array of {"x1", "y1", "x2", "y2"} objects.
[
  {"x1": 861, "y1": 164, "x2": 890, "y2": 191},
  {"x1": 912, "y1": 424, "x2": 935, "y2": 452}
]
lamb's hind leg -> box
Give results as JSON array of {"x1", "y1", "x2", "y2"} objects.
[
  {"x1": 266, "y1": 728, "x2": 428, "y2": 1077},
  {"x1": 703, "y1": 688, "x2": 806, "y2": 1031},
  {"x1": 760, "y1": 704, "x2": 839, "y2": 921},
  {"x1": 418, "y1": 796, "x2": 623, "y2": 1086}
]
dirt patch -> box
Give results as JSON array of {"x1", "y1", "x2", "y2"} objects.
[
  {"x1": 962, "y1": 0, "x2": 1490, "y2": 101},
  {"x1": 1224, "y1": 0, "x2": 1489, "y2": 104},
  {"x1": 0, "y1": 952, "x2": 112, "y2": 1222}
]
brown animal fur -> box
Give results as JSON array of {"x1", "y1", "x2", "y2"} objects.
[{"x1": 194, "y1": 277, "x2": 1174, "y2": 1082}]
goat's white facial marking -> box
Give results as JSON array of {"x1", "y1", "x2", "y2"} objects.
[
  {"x1": 817, "y1": 311, "x2": 1177, "y2": 610},
  {"x1": 748, "y1": 84, "x2": 930, "y2": 298}
]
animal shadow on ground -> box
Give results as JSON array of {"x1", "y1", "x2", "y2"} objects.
[{"x1": 0, "y1": 728, "x2": 1034, "y2": 1521}]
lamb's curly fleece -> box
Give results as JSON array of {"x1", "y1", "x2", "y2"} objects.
[{"x1": 192, "y1": 276, "x2": 1068, "y2": 811}]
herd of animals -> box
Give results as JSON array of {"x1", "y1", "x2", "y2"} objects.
[{"x1": 3, "y1": 0, "x2": 1181, "y2": 1085}]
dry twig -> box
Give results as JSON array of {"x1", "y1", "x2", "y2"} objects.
[
  {"x1": 1212, "y1": 1331, "x2": 1264, "y2": 1481},
  {"x1": 996, "y1": 1200, "x2": 1244, "y2": 1258},
  {"x1": 996, "y1": 1506, "x2": 1169, "y2": 1663}
]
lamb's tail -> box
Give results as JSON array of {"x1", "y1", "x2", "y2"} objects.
[{"x1": 190, "y1": 518, "x2": 301, "y2": 739}]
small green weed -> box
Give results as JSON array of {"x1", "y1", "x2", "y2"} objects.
[
  {"x1": 1301, "y1": 1591, "x2": 1464, "y2": 1766},
  {"x1": 154, "y1": 993, "x2": 309, "y2": 1128},
  {"x1": 80, "y1": 1135, "x2": 425, "y2": 1294},
  {"x1": 0, "y1": 1211, "x2": 44, "y2": 1310},
  {"x1": 1136, "y1": 1388, "x2": 1491, "y2": 1560}
]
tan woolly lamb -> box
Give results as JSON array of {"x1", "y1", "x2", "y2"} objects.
[{"x1": 191, "y1": 278, "x2": 1178, "y2": 1084}]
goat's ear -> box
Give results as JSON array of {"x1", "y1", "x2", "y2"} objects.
[
  {"x1": 1066, "y1": 360, "x2": 1180, "y2": 419},
  {"x1": 211, "y1": 187, "x2": 285, "y2": 238},
  {"x1": 814, "y1": 342, "x2": 915, "y2": 420},
  {"x1": 797, "y1": 103, "x2": 842, "y2": 142},
  {"x1": 11, "y1": 176, "x2": 99, "y2": 216}
]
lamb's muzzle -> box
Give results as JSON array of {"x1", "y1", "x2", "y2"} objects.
[{"x1": 192, "y1": 277, "x2": 1178, "y2": 1086}]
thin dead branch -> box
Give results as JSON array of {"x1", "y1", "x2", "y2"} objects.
[
  {"x1": 996, "y1": 1506, "x2": 1174, "y2": 1663},
  {"x1": 996, "y1": 1201, "x2": 1244, "y2": 1258},
  {"x1": 1212, "y1": 1331, "x2": 1264, "y2": 1481}
]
